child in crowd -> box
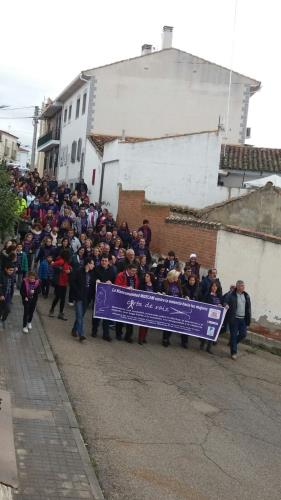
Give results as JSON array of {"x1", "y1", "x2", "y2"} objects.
[
  {"x1": 38, "y1": 255, "x2": 53, "y2": 298},
  {"x1": 15, "y1": 243, "x2": 29, "y2": 290},
  {"x1": 20, "y1": 271, "x2": 41, "y2": 333}
]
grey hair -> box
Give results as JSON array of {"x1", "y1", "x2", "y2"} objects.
[{"x1": 236, "y1": 280, "x2": 244, "y2": 286}]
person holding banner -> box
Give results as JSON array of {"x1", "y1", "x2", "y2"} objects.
[
  {"x1": 138, "y1": 272, "x2": 157, "y2": 345},
  {"x1": 92, "y1": 254, "x2": 116, "y2": 341},
  {"x1": 162, "y1": 269, "x2": 189, "y2": 349},
  {"x1": 200, "y1": 281, "x2": 223, "y2": 354},
  {"x1": 115, "y1": 263, "x2": 140, "y2": 342},
  {"x1": 71, "y1": 258, "x2": 95, "y2": 342}
]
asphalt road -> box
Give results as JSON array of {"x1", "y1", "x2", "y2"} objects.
[{"x1": 38, "y1": 298, "x2": 281, "y2": 500}]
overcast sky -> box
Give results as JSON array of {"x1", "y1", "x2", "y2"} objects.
[{"x1": 1, "y1": 0, "x2": 280, "y2": 148}]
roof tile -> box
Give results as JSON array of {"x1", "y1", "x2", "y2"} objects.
[{"x1": 220, "y1": 145, "x2": 281, "y2": 173}]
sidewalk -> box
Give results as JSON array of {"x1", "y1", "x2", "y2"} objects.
[{"x1": 0, "y1": 293, "x2": 104, "y2": 500}]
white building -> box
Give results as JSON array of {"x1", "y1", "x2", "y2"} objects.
[
  {"x1": 50, "y1": 26, "x2": 260, "y2": 193},
  {"x1": 87, "y1": 130, "x2": 247, "y2": 217},
  {"x1": 17, "y1": 146, "x2": 30, "y2": 168},
  {"x1": 0, "y1": 130, "x2": 19, "y2": 164}
]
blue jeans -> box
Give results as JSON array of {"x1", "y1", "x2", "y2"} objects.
[
  {"x1": 73, "y1": 300, "x2": 87, "y2": 338},
  {"x1": 229, "y1": 318, "x2": 247, "y2": 355}
]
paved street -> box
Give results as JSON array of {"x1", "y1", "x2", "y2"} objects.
[{"x1": 38, "y1": 297, "x2": 281, "y2": 500}]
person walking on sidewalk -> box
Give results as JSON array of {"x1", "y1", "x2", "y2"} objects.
[
  {"x1": 71, "y1": 258, "x2": 95, "y2": 342},
  {"x1": 49, "y1": 250, "x2": 72, "y2": 320},
  {"x1": 92, "y1": 254, "x2": 116, "y2": 342},
  {"x1": 0, "y1": 263, "x2": 15, "y2": 327},
  {"x1": 225, "y1": 280, "x2": 251, "y2": 360},
  {"x1": 20, "y1": 271, "x2": 41, "y2": 333}
]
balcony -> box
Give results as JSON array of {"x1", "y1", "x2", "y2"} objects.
[{"x1": 37, "y1": 129, "x2": 60, "y2": 152}]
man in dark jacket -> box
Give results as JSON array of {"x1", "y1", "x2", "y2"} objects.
[
  {"x1": 0, "y1": 264, "x2": 15, "y2": 327},
  {"x1": 138, "y1": 219, "x2": 152, "y2": 247},
  {"x1": 71, "y1": 258, "x2": 95, "y2": 342},
  {"x1": 225, "y1": 280, "x2": 251, "y2": 360},
  {"x1": 92, "y1": 254, "x2": 116, "y2": 341}
]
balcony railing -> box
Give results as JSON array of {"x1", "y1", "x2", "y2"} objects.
[{"x1": 37, "y1": 129, "x2": 60, "y2": 148}]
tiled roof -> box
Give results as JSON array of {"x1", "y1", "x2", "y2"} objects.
[
  {"x1": 90, "y1": 130, "x2": 218, "y2": 155},
  {"x1": 90, "y1": 134, "x2": 149, "y2": 155},
  {"x1": 220, "y1": 145, "x2": 281, "y2": 173}
]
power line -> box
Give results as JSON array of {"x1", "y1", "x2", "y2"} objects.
[
  {"x1": 0, "y1": 116, "x2": 35, "y2": 119},
  {"x1": 0, "y1": 106, "x2": 35, "y2": 111}
]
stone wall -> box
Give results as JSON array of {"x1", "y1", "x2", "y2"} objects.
[{"x1": 202, "y1": 183, "x2": 281, "y2": 236}]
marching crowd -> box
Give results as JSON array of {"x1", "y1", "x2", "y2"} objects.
[{"x1": 0, "y1": 168, "x2": 251, "y2": 360}]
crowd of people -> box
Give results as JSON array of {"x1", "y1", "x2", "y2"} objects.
[{"x1": 0, "y1": 168, "x2": 251, "y2": 360}]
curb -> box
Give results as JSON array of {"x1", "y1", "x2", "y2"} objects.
[
  {"x1": 37, "y1": 309, "x2": 104, "y2": 500},
  {"x1": 246, "y1": 330, "x2": 281, "y2": 355}
]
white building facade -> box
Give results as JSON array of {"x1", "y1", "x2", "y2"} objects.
[
  {"x1": 0, "y1": 130, "x2": 19, "y2": 163},
  {"x1": 91, "y1": 131, "x2": 247, "y2": 217},
  {"x1": 52, "y1": 28, "x2": 260, "y2": 198}
]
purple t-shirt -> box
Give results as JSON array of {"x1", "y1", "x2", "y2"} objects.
[
  {"x1": 168, "y1": 282, "x2": 180, "y2": 297},
  {"x1": 210, "y1": 294, "x2": 221, "y2": 306}
]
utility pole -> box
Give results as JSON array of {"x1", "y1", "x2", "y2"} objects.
[{"x1": 30, "y1": 105, "x2": 39, "y2": 170}]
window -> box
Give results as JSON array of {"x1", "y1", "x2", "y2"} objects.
[
  {"x1": 64, "y1": 108, "x2": 67, "y2": 123},
  {"x1": 77, "y1": 138, "x2": 82, "y2": 162},
  {"x1": 76, "y1": 98, "x2": 80, "y2": 119},
  {"x1": 68, "y1": 105, "x2": 72, "y2": 121},
  {"x1": 71, "y1": 141, "x2": 77, "y2": 163},
  {"x1": 82, "y1": 93, "x2": 87, "y2": 114}
]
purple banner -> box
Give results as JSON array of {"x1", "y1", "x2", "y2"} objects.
[{"x1": 94, "y1": 283, "x2": 226, "y2": 341}]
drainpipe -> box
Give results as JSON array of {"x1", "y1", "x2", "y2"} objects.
[{"x1": 99, "y1": 163, "x2": 105, "y2": 204}]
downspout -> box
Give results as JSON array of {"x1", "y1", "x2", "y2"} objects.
[{"x1": 99, "y1": 163, "x2": 105, "y2": 204}]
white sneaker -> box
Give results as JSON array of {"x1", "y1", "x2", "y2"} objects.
[
  {"x1": 68, "y1": 302, "x2": 74, "y2": 307},
  {"x1": 23, "y1": 327, "x2": 28, "y2": 334},
  {"x1": 27, "y1": 323, "x2": 32, "y2": 330}
]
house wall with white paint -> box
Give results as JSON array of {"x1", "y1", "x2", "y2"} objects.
[
  {"x1": 17, "y1": 148, "x2": 30, "y2": 167},
  {"x1": 57, "y1": 81, "x2": 89, "y2": 187},
  {"x1": 90, "y1": 49, "x2": 258, "y2": 145},
  {"x1": 100, "y1": 131, "x2": 248, "y2": 216},
  {"x1": 83, "y1": 140, "x2": 102, "y2": 201},
  {"x1": 216, "y1": 229, "x2": 281, "y2": 327}
]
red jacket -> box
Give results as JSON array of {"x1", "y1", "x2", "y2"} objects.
[
  {"x1": 52, "y1": 258, "x2": 72, "y2": 287},
  {"x1": 115, "y1": 271, "x2": 139, "y2": 289}
]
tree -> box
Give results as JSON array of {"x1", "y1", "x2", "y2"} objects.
[{"x1": 0, "y1": 166, "x2": 18, "y2": 241}]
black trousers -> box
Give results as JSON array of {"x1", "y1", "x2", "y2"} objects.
[
  {"x1": 51, "y1": 285, "x2": 67, "y2": 313},
  {"x1": 116, "y1": 322, "x2": 133, "y2": 340},
  {"x1": 92, "y1": 317, "x2": 110, "y2": 338},
  {"x1": 41, "y1": 279, "x2": 50, "y2": 297},
  {"x1": 23, "y1": 300, "x2": 37, "y2": 327},
  {"x1": 0, "y1": 301, "x2": 11, "y2": 321},
  {"x1": 162, "y1": 331, "x2": 188, "y2": 345}
]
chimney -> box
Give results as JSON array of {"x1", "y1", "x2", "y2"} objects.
[
  {"x1": 161, "y1": 25, "x2": 173, "y2": 49},
  {"x1": 141, "y1": 44, "x2": 152, "y2": 55}
]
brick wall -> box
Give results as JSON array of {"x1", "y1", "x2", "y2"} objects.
[{"x1": 117, "y1": 190, "x2": 218, "y2": 268}]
